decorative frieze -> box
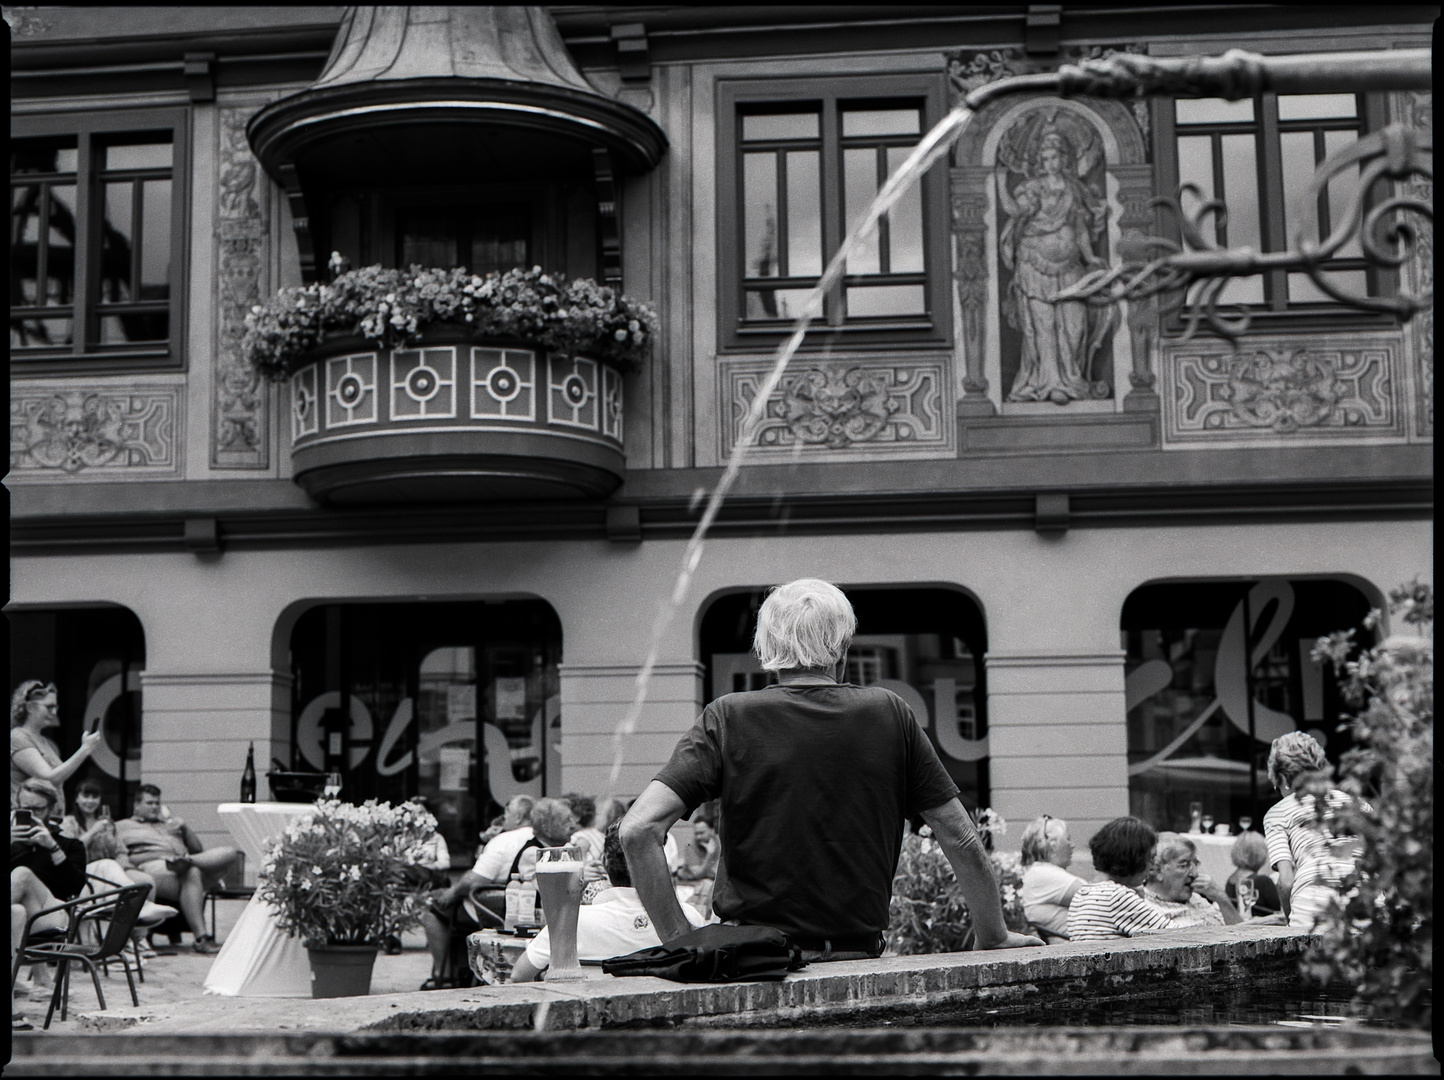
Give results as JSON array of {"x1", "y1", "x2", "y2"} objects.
[
  {"x1": 10, "y1": 388, "x2": 182, "y2": 479},
  {"x1": 721, "y1": 358, "x2": 952, "y2": 459},
  {"x1": 212, "y1": 105, "x2": 271, "y2": 469},
  {"x1": 1161, "y1": 336, "x2": 1407, "y2": 446}
]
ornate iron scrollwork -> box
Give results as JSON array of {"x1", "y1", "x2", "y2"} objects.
[{"x1": 1049, "y1": 123, "x2": 1431, "y2": 343}]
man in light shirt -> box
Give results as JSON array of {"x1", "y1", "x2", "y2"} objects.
[{"x1": 508, "y1": 823, "x2": 709, "y2": 982}]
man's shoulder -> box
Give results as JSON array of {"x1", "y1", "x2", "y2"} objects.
[
  {"x1": 721, "y1": 682, "x2": 908, "y2": 711},
  {"x1": 484, "y1": 826, "x2": 533, "y2": 852}
]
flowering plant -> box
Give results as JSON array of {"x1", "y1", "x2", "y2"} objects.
[
  {"x1": 257, "y1": 799, "x2": 439, "y2": 948},
  {"x1": 241, "y1": 262, "x2": 656, "y2": 380},
  {"x1": 887, "y1": 827, "x2": 1029, "y2": 955},
  {"x1": 1304, "y1": 578, "x2": 1432, "y2": 1028}
]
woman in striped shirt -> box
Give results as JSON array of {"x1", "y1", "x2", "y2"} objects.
[
  {"x1": 1263, "y1": 732, "x2": 1364, "y2": 930},
  {"x1": 1066, "y1": 816, "x2": 1174, "y2": 941}
]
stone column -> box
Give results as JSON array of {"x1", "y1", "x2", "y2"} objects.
[
  {"x1": 1111, "y1": 163, "x2": 1162, "y2": 414},
  {"x1": 138, "y1": 670, "x2": 291, "y2": 861},
  {"x1": 951, "y1": 166, "x2": 997, "y2": 416},
  {"x1": 557, "y1": 662, "x2": 705, "y2": 798},
  {"x1": 984, "y1": 652, "x2": 1130, "y2": 849}
]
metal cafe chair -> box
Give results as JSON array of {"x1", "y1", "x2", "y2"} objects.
[
  {"x1": 13, "y1": 883, "x2": 148, "y2": 1029},
  {"x1": 83, "y1": 871, "x2": 178, "y2": 984}
]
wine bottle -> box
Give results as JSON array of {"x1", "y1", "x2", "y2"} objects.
[{"x1": 240, "y1": 742, "x2": 257, "y2": 803}]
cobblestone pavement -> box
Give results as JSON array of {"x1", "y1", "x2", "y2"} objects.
[{"x1": 12, "y1": 900, "x2": 434, "y2": 1035}]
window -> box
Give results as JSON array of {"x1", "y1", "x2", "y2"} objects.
[
  {"x1": 719, "y1": 75, "x2": 951, "y2": 349},
  {"x1": 1122, "y1": 579, "x2": 1371, "y2": 833},
  {"x1": 1159, "y1": 91, "x2": 1391, "y2": 320},
  {"x1": 10, "y1": 108, "x2": 187, "y2": 370},
  {"x1": 396, "y1": 204, "x2": 531, "y2": 277}
]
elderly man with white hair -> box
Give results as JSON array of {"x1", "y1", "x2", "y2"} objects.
[
  {"x1": 1263, "y1": 731, "x2": 1365, "y2": 929},
  {"x1": 621, "y1": 578, "x2": 1041, "y2": 962}
]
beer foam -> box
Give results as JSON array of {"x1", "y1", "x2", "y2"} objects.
[{"x1": 535, "y1": 860, "x2": 582, "y2": 872}]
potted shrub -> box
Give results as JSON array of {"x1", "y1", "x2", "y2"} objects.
[
  {"x1": 887, "y1": 813, "x2": 1026, "y2": 955},
  {"x1": 257, "y1": 798, "x2": 439, "y2": 998}
]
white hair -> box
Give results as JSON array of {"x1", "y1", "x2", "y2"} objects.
[{"x1": 752, "y1": 579, "x2": 857, "y2": 672}]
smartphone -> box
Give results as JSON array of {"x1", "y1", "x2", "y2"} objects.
[{"x1": 13, "y1": 808, "x2": 35, "y2": 827}]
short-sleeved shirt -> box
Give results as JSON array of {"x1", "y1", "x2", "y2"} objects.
[
  {"x1": 10, "y1": 727, "x2": 63, "y2": 810},
  {"x1": 463, "y1": 825, "x2": 538, "y2": 922},
  {"x1": 523, "y1": 886, "x2": 709, "y2": 970},
  {"x1": 1263, "y1": 790, "x2": 1362, "y2": 892},
  {"x1": 115, "y1": 816, "x2": 192, "y2": 866},
  {"x1": 1021, "y1": 860, "x2": 1086, "y2": 936},
  {"x1": 1141, "y1": 887, "x2": 1225, "y2": 929},
  {"x1": 1066, "y1": 880, "x2": 1174, "y2": 941},
  {"x1": 654, "y1": 683, "x2": 959, "y2": 941}
]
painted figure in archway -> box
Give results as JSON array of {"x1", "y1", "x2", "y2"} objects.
[{"x1": 996, "y1": 108, "x2": 1115, "y2": 404}]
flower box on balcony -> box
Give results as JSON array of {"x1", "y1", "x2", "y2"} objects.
[
  {"x1": 286, "y1": 327, "x2": 625, "y2": 503},
  {"x1": 243, "y1": 265, "x2": 651, "y2": 504}
]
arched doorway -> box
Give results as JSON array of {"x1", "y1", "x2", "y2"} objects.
[
  {"x1": 286, "y1": 599, "x2": 562, "y2": 866},
  {"x1": 1122, "y1": 577, "x2": 1373, "y2": 833},
  {"x1": 7, "y1": 606, "x2": 146, "y2": 814},
  {"x1": 699, "y1": 586, "x2": 990, "y2": 812}
]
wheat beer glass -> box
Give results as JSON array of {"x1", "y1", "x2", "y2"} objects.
[{"x1": 535, "y1": 845, "x2": 587, "y2": 981}]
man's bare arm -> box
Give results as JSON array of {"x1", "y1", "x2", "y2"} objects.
[
  {"x1": 920, "y1": 798, "x2": 1043, "y2": 951},
  {"x1": 619, "y1": 781, "x2": 692, "y2": 943}
]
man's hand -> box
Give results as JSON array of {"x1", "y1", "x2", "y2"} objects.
[
  {"x1": 977, "y1": 930, "x2": 1045, "y2": 950},
  {"x1": 13, "y1": 821, "x2": 60, "y2": 853}
]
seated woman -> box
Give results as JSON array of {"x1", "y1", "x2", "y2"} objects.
[
  {"x1": 11, "y1": 778, "x2": 88, "y2": 1030},
  {"x1": 1225, "y1": 831, "x2": 1282, "y2": 918},
  {"x1": 1141, "y1": 833, "x2": 1243, "y2": 928},
  {"x1": 1065, "y1": 816, "x2": 1174, "y2": 941},
  {"x1": 60, "y1": 779, "x2": 172, "y2": 959},
  {"x1": 1019, "y1": 815, "x2": 1087, "y2": 941}
]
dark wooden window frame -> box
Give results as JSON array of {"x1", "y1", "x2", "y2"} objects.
[
  {"x1": 1153, "y1": 90, "x2": 1396, "y2": 337},
  {"x1": 716, "y1": 73, "x2": 953, "y2": 353},
  {"x1": 11, "y1": 107, "x2": 190, "y2": 374}
]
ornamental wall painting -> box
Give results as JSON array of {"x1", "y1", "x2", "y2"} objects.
[{"x1": 993, "y1": 105, "x2": 1118, "y2": 406}]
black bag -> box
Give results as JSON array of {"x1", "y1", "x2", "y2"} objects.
[{"x1": 601, "y1": 923, "x2": 806, "y2": 983}]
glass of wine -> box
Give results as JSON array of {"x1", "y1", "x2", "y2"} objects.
[{"x1": 1237, "y1": 815, "x2": 1253, "y2": 833}]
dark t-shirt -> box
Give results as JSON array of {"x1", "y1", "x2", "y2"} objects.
[
  {"x1": 654, "y1": 683, "x2": 959, "y2": 940},
  {"x1": 10, "y1": 825, "x2": 87, "y2": 902}
]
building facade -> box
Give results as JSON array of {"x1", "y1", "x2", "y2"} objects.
[{"x1": 9, "y1": 5, "x2": 1433, "y2": 866}]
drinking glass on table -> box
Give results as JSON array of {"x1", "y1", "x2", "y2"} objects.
[
  {"x1": 534, "y1": 845, "x2": 587, "y2": 982},
  {"x1": 1236, "y1": 876, "x2": 1258, "y2": 917}
]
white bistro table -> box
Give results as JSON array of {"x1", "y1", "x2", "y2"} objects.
[{"x1": 203, "y1": 801, "x2": 317, "y2": 997}]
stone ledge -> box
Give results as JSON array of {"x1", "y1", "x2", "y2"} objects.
[
  {"x1": 72, "y1": 924, "x2": 1312, "y2": 1036},
  {"x1": 372, "y1": 924, "x2": 1312, "y2": 1034}
]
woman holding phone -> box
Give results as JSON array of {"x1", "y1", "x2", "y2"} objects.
[{"x1": 9, "y1": 681, "x2": 104, "y2": 812}]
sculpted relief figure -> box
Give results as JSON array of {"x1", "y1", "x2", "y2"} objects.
[{"x1": 995, "y1": 109, "x2": 1116, "y2": 404}]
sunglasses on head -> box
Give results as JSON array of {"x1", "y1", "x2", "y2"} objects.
[{"x1": 20, "y1": 682, "x2": 56, "y2": 702}]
